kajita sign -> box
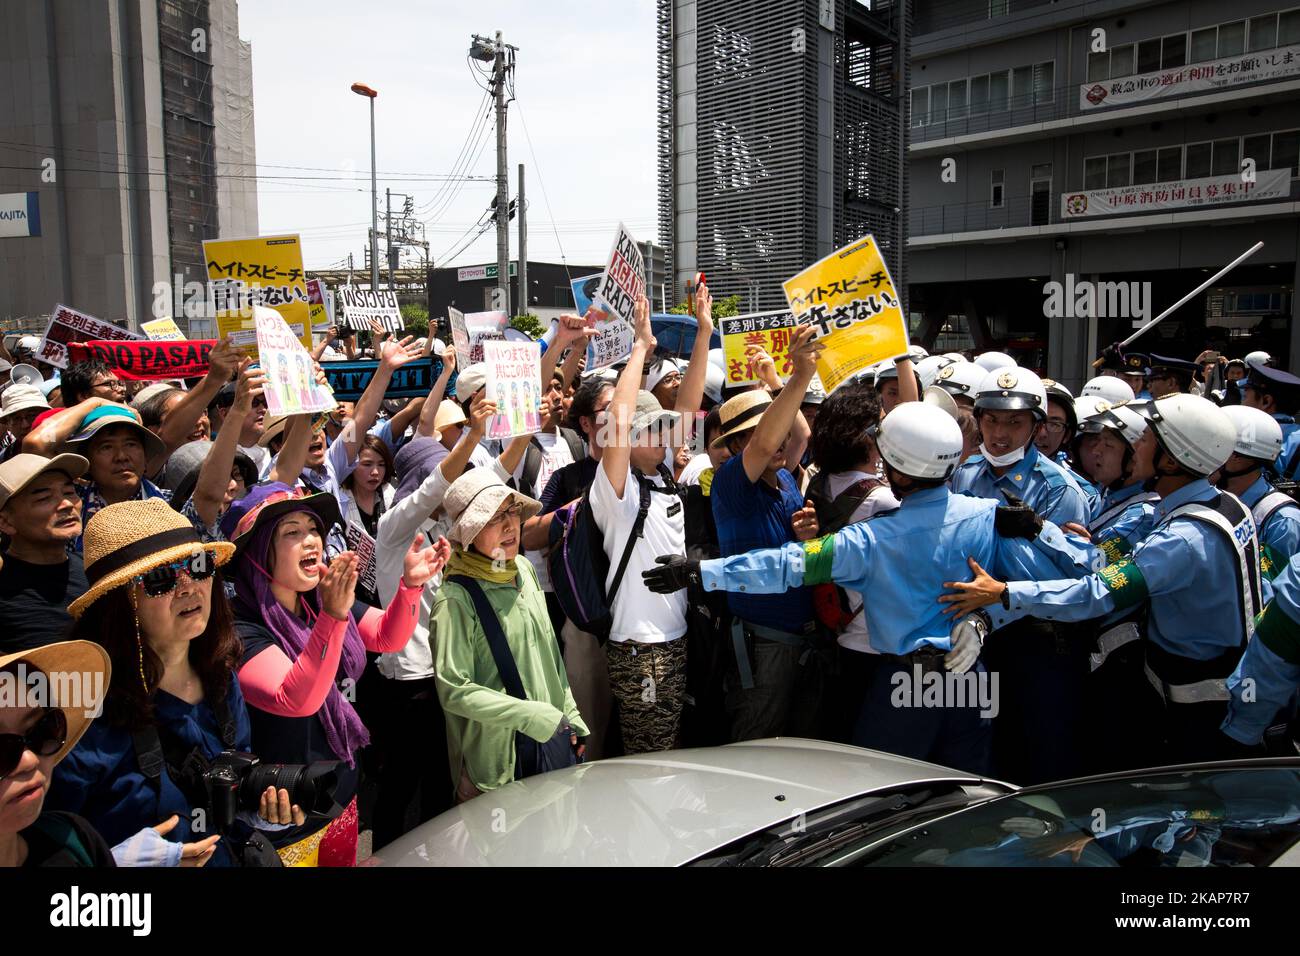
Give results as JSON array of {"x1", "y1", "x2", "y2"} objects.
[{"x1": 0, "y1": 191, "x2": 40, "y2": 238}]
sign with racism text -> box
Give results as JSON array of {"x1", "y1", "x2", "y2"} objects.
[
  {"x1": 782, "y1": 234, "x2": 908, "y2": 394},
  {"x1": 586, "y1": 223, "x2": 644, "y2": 370},
  {"x1": 720, "y1": 310, "x2": 799, "y2": 385},
  {"x1": 336, "y1": 285, "x2": 403, "y2": 332},
  {"x1": 203, "y1": 233, "x2": 312, "y2": 356},
  {"x1": 38, "y1": 304, "x2": 144, "y2": 370}
]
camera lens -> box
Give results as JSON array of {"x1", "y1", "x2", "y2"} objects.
[{"x1": 241, "y1": 762, "x2": 342, "y2": 818}]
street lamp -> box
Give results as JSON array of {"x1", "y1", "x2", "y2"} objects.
[{"x1": 351, "y1": 82, "x2": 379, "y2": 292}]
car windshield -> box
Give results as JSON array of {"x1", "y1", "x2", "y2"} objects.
[{"x1": 833, "y1": 766, "x2": 1300, "y2": 868}]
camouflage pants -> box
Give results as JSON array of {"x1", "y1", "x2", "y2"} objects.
[{"x1": 604, "y1": 638, "x2": 688, "y2": 755}]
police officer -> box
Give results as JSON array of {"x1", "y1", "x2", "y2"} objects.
[
  {"x1": 1037, "y1": 379, "x2": 1101, "y2": 521},
  {"x1": 1080, "y1": 375, "x2": 1135, "y2": 406},
  {"x1": 1077, "y1": 399, "x2": 1160, "y2": 562},
  {"x1": 943, "y1": 393, "x2": 1268, "y2": 766},
  {"x1": 1238, "y1": 361, "x2": 1300, "y2": 477},
  {"x1": 1123, "y1": 353, "x2": 1153, "y2": 400},
  {"x1": 642, "y1": 402, "x2": 1097, "y2": 776},
  {"x1": 1216, "y1": 405, "x2": 1300, "y2": 581},
  {"x1": 1147, "y1": 354, "x2": 1199, "y2": 397},
  {"x1": 933, "y1": 361, "x2": 984, "y2": 409},
  {"x1": 1223, "y1": 549, "x2": 1300, "y2": 750}
]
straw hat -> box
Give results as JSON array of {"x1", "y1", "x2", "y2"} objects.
[
  {"x1": 712, "y1": 389, "x2": 773, "y2": 448},
  {"x1": 0, "y1": 640, "x2": 111, "y2": 763},
  {"x1": 68, "y1": 499, "x2": 235, "y2": 618},
  {"x1": 257, "y1": 414, "x2": 289, "y2": 448},
  {"x1": 443, "y1": 468, "x2": 540, "y2": 547}
]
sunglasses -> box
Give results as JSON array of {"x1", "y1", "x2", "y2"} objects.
[
  {"x1": 0, "y1": 707, "x2": 67, "y2": 779},
  {"x1": 135, "y1": 551, "x2": 218, "y2": 598}
]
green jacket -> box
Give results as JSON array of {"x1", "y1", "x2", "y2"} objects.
[{"x1": 433, "y1": 559, "x2": 589, "y2": 792}]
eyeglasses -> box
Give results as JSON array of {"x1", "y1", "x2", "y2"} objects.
[
  {"x1": 0, "y1": 707, "x2": 67, "y2": 779},
  {"x1": 91, "y1": 378, "x2": 126, "y2": 393},
  {"x1": 1042, "y1": 420, "x2": 1069, "y2": 434},
  {"x1": 485, "y1": 504, "x2": 523, "y2": 529},
  {"x1": 136, "y1": 551, "x2": 218, "y2": 597}
]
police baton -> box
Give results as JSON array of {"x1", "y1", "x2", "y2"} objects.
[{"x1": 1091, "y1": 240, "x2": 1265, "y2": 369}]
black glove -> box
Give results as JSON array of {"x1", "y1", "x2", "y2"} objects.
[
  {"x1": 995, "y1": 492, "x2": 1043, "y2": 540},
  {"x1": 1099, "y1": 341, "x2": 1124, "y2": 369},
  {"x1": 642, "y1": 555, "x2": 700, "y2": 594}
]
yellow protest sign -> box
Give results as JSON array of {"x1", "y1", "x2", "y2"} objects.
[
  {"x1": 719, "y1": 310, "x2": 798, "y2": 385},
  {"x1": 203, "y1": 234, "x2": 312, "y2": 356},
  {"x1": 141, "y1": 317, "x2": 186, "y2": 341},
  {"x1": 782, "y1": 234, "x2": 908, "y2": 393}
]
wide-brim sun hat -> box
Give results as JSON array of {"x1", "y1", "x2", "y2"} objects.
[
  {"x1": 444, "y1": 468, "x2": 541, "y2": 547},
  {"x1": 0, "y1": 452, "x2": 89, "y2": 511},
  {"x1": 68, "y1": 499, "x2": 235, "y2": 618},
  {"x1": 63, "y1": 404, "x2": 166, "y2": 462},
  {"x1": 453, "y1": 363, "x2": 488, "y2": 401},
  {"x1": 0, "y1": 640, "x2": 111, "y2": 763},
  {"x1": 0, "y1": 382, "x2": 50, "y2": 419},
  {"x1": 712, "y1": 389, "x2": 772, "y2": 448},
  {"x1": 257, "y1": 415, "x2": 289, "y2": 448},
  {"x1": 219, "y1": 481, "x2": 342, "y2": 557},
  {"x1": 433, "y1": 399, "x2": 467, "y2": 433}
]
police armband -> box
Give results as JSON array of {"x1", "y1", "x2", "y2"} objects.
[
  {"x1": 1096, "y1": 558, "x2": 1148, "y2": 611},
  {"x1": 1254, "y1": 600, "x2": 1300, "y2": 665},
  {"x1": 1260, "y1": 543, "x2": 1284, "y2": 583},
  {"x1": 1095, "y1": 532, "x2": 1133, "y2": 566},
  {"x1": 801, "y1": 534, "x2": 836, "y2": 586}
]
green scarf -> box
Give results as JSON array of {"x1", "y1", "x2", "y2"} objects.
[{"x1": 445, "y1": 546, "x2": 518, "y2": 585}]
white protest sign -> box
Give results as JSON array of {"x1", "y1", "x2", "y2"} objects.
[
  {"x1": 336, "y1": 285, "x2": 403, "y2": 332},
  {"x1": 253, "y1": 305, "x2": 337, "y2": 416},
  {"x1": 448, "y1": 307, "x2": 509, "y2": 367},
  {"x1": 38, "y1": 304, "x2": 144, "y2": 369},
  {"x1": 483, "y1": 339, "x2": 543, "y2": 440},
  {"x1": 586, "y1": 222, "x2": 645, "y2": 370}
]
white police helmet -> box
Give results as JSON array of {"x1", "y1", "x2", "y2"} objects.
[
  {"x1": 974, "y1": 366, "x2": 1048, "y2": 420},
  {"x1": 934, "y1": 360, "x2": 985, "y2": 399},
  {"x1": 1077, "y1": 397, "x2": 1148, "y2": 447},
  {"x1": 915, "y1": 355, "x2": 955, "y2": 390},
  {"x1": 1135, "y1": 393, "x2": 1237, "y2": 476},
  {"x1": 1221, "y1": 404, "x2": 1284, "y2": 463},
  {"x1": 875, "y1": 401, "x2": 964, "y2": 481},
  {"x1": 975, "y1": 351, "x2": 1015, "y2": 372},
  {"x1": 1080, "y1": 375, "x2": 1135, "y2": 405},
  {"x1": 1245, "y1": 350, "x2": 1273, "y2": 370}
]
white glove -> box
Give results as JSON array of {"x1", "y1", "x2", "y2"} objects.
[
  {"x1": 945, "y1": 613, "x2": 988, "y2": 675},
  {"x1": 111, "y1": 826, "x2": 185, "y2": 867}
]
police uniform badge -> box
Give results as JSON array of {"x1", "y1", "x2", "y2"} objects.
[
  {"x1": 997, "y1": 372, "x2": 1017, "y2": 390},
  {"x1": 939, "y1": 365, "x2": 955, "y2": 380}
]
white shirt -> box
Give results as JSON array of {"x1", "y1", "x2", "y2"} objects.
[
  {"x1": 824, "y1": 470, "x2": 901, "y2": 654},
  {"x1": 589, "y1": 462, "x2": 687, "y2": 644},
  {"x1": 677, "y1": 453, "x2": 713, "y2": 488},
  {"x1": 508, "y1": 430, "x2": 575, "y2": 592}
]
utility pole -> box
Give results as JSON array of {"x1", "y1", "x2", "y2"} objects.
[
  {"x1": 517, "y1": 163, "x2": 527, "y2": 317},
  {"x1": 386, "y1": 188, "x2": 394, "y2": 293},
  {"x1": 493, "y1": 31, "x2": 510, "y2": 315}
]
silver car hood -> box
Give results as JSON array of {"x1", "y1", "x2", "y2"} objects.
[{"x1": 367, "y1": 738, "x2": 988, "y2": 867}]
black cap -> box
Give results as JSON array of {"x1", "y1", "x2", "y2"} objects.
[
  {"x1": 1123, "y1": 352, "x2": 1150, "y2": 376},
  {"x1": 1147, "y1": 353, "x2": 1198, "y2": 376}
]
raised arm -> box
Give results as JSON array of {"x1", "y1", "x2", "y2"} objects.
[
  {"x1": 600, "y1": 295, "x2": 654, "y2": 499},
  {"x1": 674, "y1": 280, "x2": 714, "y2": 416},
  {"x1": 23, "y1": 397, "x2": 114, "y2": 455},
  {"x1": 416, "y1": 349, "x2": 456, "y2": 438},
  {"x1": 895, "y1": 356, "x2": 920, "y2": 406},
  {"x1": 540, "y1": 315, "x2": 596, "y2": 394},
  {"x1": 741, "y1": 324, "x2": 822, "y2": 482},
  {"x1": 191, "y1": 360, "x2": 264, "y2": 529},
  {"x1": 311, "y1": 326, "x2": 338, "y2": 362},
  {"x1": 153, "y1": 340, "x2": 241, "y2": 471},
  {"x1": 345, "y1": 335, "x2": 420, "y2": 460},
  {"x1": 268, "y1": 413, "x2": 313, "y2": 487}
]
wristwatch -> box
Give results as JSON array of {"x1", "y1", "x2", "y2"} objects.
[{"x1": 999, "y1": 584, "x2": 1011, "y2": 610}]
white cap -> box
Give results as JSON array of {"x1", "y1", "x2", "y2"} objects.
[{"x1": 1080, "y1": 375, "x2": 1135, "y2": 405}]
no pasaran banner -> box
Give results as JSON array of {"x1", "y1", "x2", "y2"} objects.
[{"x1": 66, "y1": 339, "x2": 218, "y2": 380}]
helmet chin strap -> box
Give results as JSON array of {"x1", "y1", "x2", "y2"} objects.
[{"x1": 1217, "y1": 461, "x2": 1260, "y2": 481}]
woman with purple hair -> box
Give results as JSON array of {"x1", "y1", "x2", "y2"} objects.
[{"x1": 220, "y1": 482, "x2": 449, "y2": 866}]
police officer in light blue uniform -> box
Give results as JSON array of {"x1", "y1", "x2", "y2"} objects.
[
  {"x1": 1239, "y1": 361, "x2": 1300, "y2": 479},
  {"x1": 641, "y1": 402, "x2": 1099, "y2": 777},
  {"x1": 1223, "y1": 550, "x2": 1300, "y2": 748},
  {"x1": 1077, "y1": 398, "x2": 1161, "y2": 563},
  {"x1": 1217, "y1": 405, "x2": 1300, "y2": 581},
  {"x1": 1036, "y1": 379, "x2": 1101, "y2": 521},
  {"x1": 951, "y1": 366, "x2": 1094, "y2": 784},
  {"x1": 943, "y1": 393, "x2": 1270, "y2": 766},
  {"x1": 1122, "y1": 352, "x2": 1154, "y2": 401}
]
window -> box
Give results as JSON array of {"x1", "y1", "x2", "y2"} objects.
[
  {"x1": 1031, "y1": 163, "x2": 1052, "y2": 180},
  {"x1": 1034, "y1": 61, "x2": 1054, "y2": 104},
  {"x1": 1132, "y1": 149, "x2": 1157, "y2": 185},
  {"x1": 1084, "y1": 156, "x2": 1108, "y2": 189},
  {"x1": 1275, "y1": 130, "x2": 1300, "y2": 177},
  {"x1": 990, "y1": 169, "x2": 1005, "y2": 208},
  {"x1": 989, "y1": 0, "x2": 1008, "y2": 17},
  {"x1": 1191, "y1": 27, "x2": 1217, "y2": 62},
  {"x1": 1087, "y1": 50, "x2": 1109, "y2": 82},
  {"x1": 1107, "y1": 153, "x2": 1131, "y2": 187},
  {"x1": 1110, "y1": 44, "x2": 1135, "y2": 78},
  {"x1": 911, "y1": 87, "x2": 929, "y2": 127},
  {"x1": 948, "y1": 79, "x2": 968, "y2": 119},
  {"x1": 1137, "y1": 38, "x2": 1161, "y2": 73},
  {"x1": 1012, "y1": 66, "x2": 1032, "y2": 105},
  {"x1": 989, "y1": 70, "x2": 1009, "y2": 111},
  {"x1": 1282, "y1": 10, "x2": 1300, "y2": 44},
  {"x1": 1212, "y1": 138, "x2": 1240, "y2": 176},
  {"x1": 1161, "y1": 34, "x2": 1187, "y2": 68},
  {"x1": 1243, "y1": 134, "x2": 1272, "y2": 171},
  {"x1": 970, "y1": 74, "x2": 989, "y2": 113},
  {"x1": 1157, "y1": 147, "x2": 1182, "y2": 182},
  {"x1": 931, "y1": 83, "x2": 948, "y2": 121},
  {"x1": 1186, "y1": 141, "x2": 1213, "y2": 178},
  {"x1": 1249, "y1": 14, "x2": 1277, "y2": 52},
  {"x1": 1219, "y1": 20, "x2": 1245, "y2": 56}
]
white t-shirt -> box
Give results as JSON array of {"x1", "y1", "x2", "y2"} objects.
[
  {"x1": 824, "y1": 470, "x2": 900, "y2": 654},
  {"x1": 510, "y1": 430, "x2": 575, "y2": 592},
  {"x1": 588, "y1": 462, "x2": 688, "y2": 644},
  {"x1": 677, "y1": 453, "x2": 713, "y2": 488}
]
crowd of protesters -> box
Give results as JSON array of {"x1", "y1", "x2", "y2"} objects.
[{"x1": 2, "y1": 291, "x2": 1299, "y2": 870}]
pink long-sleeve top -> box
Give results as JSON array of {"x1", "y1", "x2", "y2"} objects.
[{"x1": 237, "y1": 582, "x2": 421, "y2": 717}]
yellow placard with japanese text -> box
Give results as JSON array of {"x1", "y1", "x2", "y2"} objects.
[
  {"x1": 782, "y1": 234, "x2": 908, "y2": 393},
  {"x1": 203, "y1": 234, "x2": 313, "y2": 357},
  {"x1": 719, "y1": 310, "x2": 799, "y2": 385}
]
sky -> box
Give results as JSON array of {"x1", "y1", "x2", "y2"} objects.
[{"x1": 238, "y1": 0, "x2": 658, "y2": 273}]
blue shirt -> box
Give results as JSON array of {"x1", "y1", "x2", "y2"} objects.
[
  {"x1": 701, "y1": 486, "x2": 1099, "y2": 656},
  {"x1": 1224, "y1": 551, "x2": 1300, "y2": 743},
  {"x1": 996, "y1": 480, "x2": 1269, "y2": 661},
  {"x1": 1277, "y1": 427, "x2": 1300, "y2": 479},
  {"x1": 711, "y1": 454, "x2": 813, "y2": 633},
  {"x1": 46, "y1": 677, "x2": 253, "y2": 867},
  {"x1": 1238, "y1": 475, "x2": 1300, "y2": 579},
  {"x1": 951, "y1": 443, "x2": 1090, "y2": 528},
  {"x1": 1090, "y1": 482, "x2": 1160, "y2": 563},
  {"x1": 75, "y1": 478, "x2": 172, "y2": 553}
]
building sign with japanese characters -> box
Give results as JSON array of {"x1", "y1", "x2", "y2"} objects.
[
  {"x1": 1080, "y1": 44, "x2": 1300, "y2": 110},
  {"x1": 782, "y1": 234, "x2": 908, "y2": 394},
  {"x1": 1061, "y1": 168, "x2": 1291, "y2": 219},
  {"x1": 720, "y1": 310, "x2": 799, "y2": 385},
  {"x1": 202, "y1": 233, "x2": 312, "y2": 355}
]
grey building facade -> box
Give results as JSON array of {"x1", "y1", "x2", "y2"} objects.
[
  {"x1": 0, "y1": 0, "x2": 258, "y2": 334},
  {"x1": 908, "y1": 0, "x2": 1300, "y2": 389}
]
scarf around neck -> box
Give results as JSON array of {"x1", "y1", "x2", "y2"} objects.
[{"x1": 445, "y1": 546, "x2": 518, "y2": 584}]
